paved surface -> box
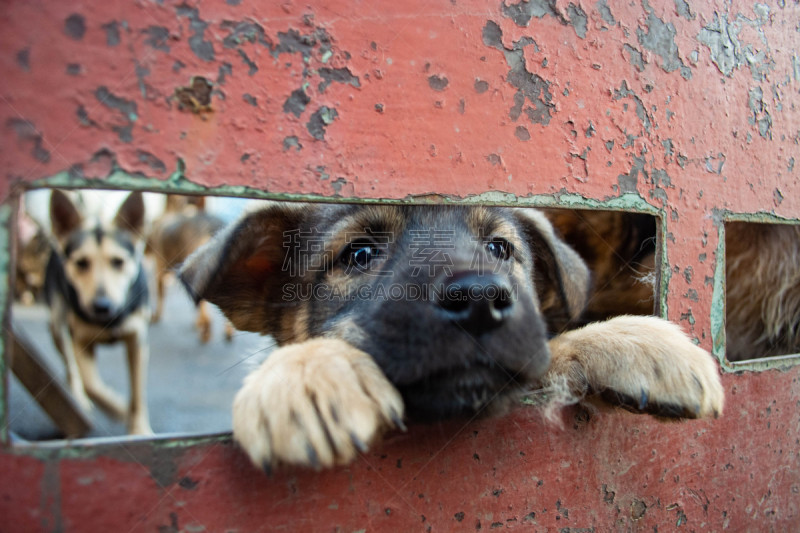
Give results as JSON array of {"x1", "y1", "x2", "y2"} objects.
[{"x1": 8, "y1": 275, "x2": 271, "y2": 441}]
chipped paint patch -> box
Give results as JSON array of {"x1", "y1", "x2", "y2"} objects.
[
  {"x1": 637, "y1": 8, "x2": 692, "y2": 79},
  {"x1": 697, "y1": 8, "x2": 773, "y2": 80},
  {"x1": 483, "y1": 20, "x2": 554, "y2": 126}
]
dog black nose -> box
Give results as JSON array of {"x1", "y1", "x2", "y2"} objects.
[
  {"x1": 92, "y1": 296, "x2": 114, "y2": 318},
  {"x1": 436, "y1": 271, "x2": 514, "y2": 334}
]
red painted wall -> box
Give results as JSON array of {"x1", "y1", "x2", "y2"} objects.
[{"x1": 1, "y1": 0, "x2": 798, "y2": 530}]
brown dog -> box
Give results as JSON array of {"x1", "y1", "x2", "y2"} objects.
[
  {"x1": 14, "y1": 206, "x2": 50, "y2": 305},
  {"x1": 546, "y1": 211, "x2": 800, "y2": 362},
  {"x1": 180, "y1": 203, "x2": 723, "y2": 470},
  {"x1": 725, "y1": 221, "x2": 800, "y2": 361},
  {"x1": 147, "y1": 195, "x2": 232, "y2": 343}
]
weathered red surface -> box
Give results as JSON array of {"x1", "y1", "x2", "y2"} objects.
[
  {"x1": 2, "y1": 368, "x2": 798, "y2": 531},
  {"x1": 1, "y1": 0, "x2": 799, "y2": 531}
]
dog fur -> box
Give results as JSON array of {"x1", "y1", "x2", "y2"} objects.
[
  {"x1": 725, "y1": 221, "x2": 800, "y2": 361},
  {"x1": 547, "y1": 211, "x2": 800, "y2": 362},
  {"x1": 14, "y1": 206, "x2": 50, "y2": 305},
  {"x1": 45, "y1": 190, "x2": 152, "y2": 435},
  {"x1": 146, "y1": 194, "x2": 231, "y2": 343},
  {"x1": 180, "y1": 202, "x2": 724, "y2": 469}
]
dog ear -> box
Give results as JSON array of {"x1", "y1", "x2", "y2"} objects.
[
  {"x1": 49, "y1": 190, "x2": 83, "y2": 242},
  {"x1": 179, "y1": 202, "x2": 313, "y2": 335},
  {"x1": 113, "y1": 191, "x2": 146, "y2": 237},
  {"x1": 513, "y1": 209, "x2": 590, "y2": 324}
]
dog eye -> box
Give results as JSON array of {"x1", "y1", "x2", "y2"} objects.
[
  {"x1": 486, "y1": 237, "x2": 513, "y2": 260},
  {"x1": 342, "y1": 239, "x2": 381, "y2": 270},
  {"x1": 110, "y1": 257, "x2": 125, "y2": 270},
  {"x1": 75, "y1": 258, "x2": 91, "y2": 272}
]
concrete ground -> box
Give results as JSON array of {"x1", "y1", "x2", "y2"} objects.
[{"x1": 8, "y1": 275, "x2": 272, "y2": 441}]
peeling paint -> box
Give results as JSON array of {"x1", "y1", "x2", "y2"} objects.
[
  {"x1": 597, "y1": 0, "x2": 616, "y2": 26},
  {"x1": 64, "y1": 13, "x2": 86, "y2": 40},
  {"x1": 6, "y1": 118, "x2": 51, "y2": 163},
  {"x1": 136, "y1": 150, "x2": 167, "y2": 174},
  {"x1": 613, "y1": 81, "x2": 652, "y2": 132},
  {"x1": 427, "y1": 75, "x2": 449, "y2": 91},
  {"x1": 747, "y1": 86, "x2": 772, "y2": 139},
  {"x1": 636, "y1": 8, "x2": 692, "y2": 79},
  {"x1": 319, "y1": 67, "x2": 360, "y2": 92},
  {"x1": 483, "y1": 21, "x2": 554, "y2": 126},
  {"x1": 242, "y1": 93, "x2": 257, "y2": 106},
  {"x1": 283, "y1": 136, "x2": 302, "y2": 152},
  {"x1": 698, "y1": 10, "x2": 774, "y2": 80},
  {"x1": 623, "y1": 44, "x2": 646, "y2": 72},
  {"x1": 102, "y1": 21, "x2": 121, "y2": 47},
  {"x1": 675, "y1": 0, "x2": 696, "y2": 21},
  {"x1": 176, "y1": 4, "x2": 215, "y2": 62},
  {"x1": 306, "y1": 106, "x2": 338, "y2": 140},
  {"x1": 215, "y1": 62, "x2": 232, "y2": 84},
  {"x1": 502, "y1": 0, "x2": 587, "y2": 38},
  {"x1": 221, "y1": 20, "x2": 270, "y2": 49},
  {"x1": 236, "y1": 49, "x2": 258, "y2": 75},
  {"x1": 142, "y1": 25, "x2": 170, "y2": 52},
  {"x1": 95, "y1": 87, "x2": 138, "y2": 121},
  {"x1": 283, "y1": 87, "x2": 310, "y2": 117}
]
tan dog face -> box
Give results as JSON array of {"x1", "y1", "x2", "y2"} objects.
[{"x1": 49, "y1": 190, "x2": 146, "y2": 324}]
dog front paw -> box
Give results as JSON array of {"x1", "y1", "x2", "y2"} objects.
[
  {"x1": 546, "y1": 315, "x2": 724, "y2": 418},
  {"x1": 232, "y1": 339, "x2": 405, "y2": 471}
]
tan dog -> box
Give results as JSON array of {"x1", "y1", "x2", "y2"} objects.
[
  {"x1": 147, "y1": 195, "x2": 231, "y2": 343},
  {"x1": 45, "y1": 190, "x2": 152, "y2": 435},
  {"x1": 180, "y1": 203, "x2": 723, "y2": 470}
]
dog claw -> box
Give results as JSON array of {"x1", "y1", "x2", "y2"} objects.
[
  {"x1": 261, "y1": 460, "x2": 273, "y2": 477},
  {"x1": 638, "y1": 389, "x2": 648, "y2": 410},
  {"x1": 306, "y1": 443, "x2": 320, "y2": 469},
  {"x1": 350, "y1": 432, "x2": 368, "y2": 453},
  {"x1": 390, "y1": 409, "x2": 407, "y2": 432}
]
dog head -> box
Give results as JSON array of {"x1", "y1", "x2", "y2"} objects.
[
  {"x1": 49, "y1": 190, "x2": 147, "y2": 324},
  {"x1": 181, "y1": 203, "x2": 589, "y2": 419}
]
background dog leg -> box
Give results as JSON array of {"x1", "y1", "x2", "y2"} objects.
[
  {"x1": 73, "y1": 340, "x2": 127, "y2": 421},
  {"x1": 195, "y1": 300, "x2": 212, "y2": 344},
  {"x1": 543, "y1": 315, "x2": 724, "y2": 419},
  {"x1": 151, "y1": 262, "x2": 166, "y2": 324},
  {"x1": 124, "y1": 334, "x2": 153, "y2": 435},
  {"x1": 50, "y1": 323, "x2": 92, "y2": 412},
  {"x1": 232, "y1": 338, "x2": 405, "y2": 471}
]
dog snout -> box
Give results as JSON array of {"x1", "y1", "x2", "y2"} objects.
[
  {"x1": 92, "y1": 295, "x2": 114, "y2": 318},
  {"x1": 436, "y1": 271, "x2": 515, "y2": 334}
]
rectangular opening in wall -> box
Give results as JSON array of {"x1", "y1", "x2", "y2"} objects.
[
  {"x1": 9, "y1": 188, "x2": 263, "y2": 441},
  {"x1": 541, "y1": 208, "x2": 660, "y2": 329},
  {"x1": 725, "y1": 221, "x2": 800, "y2": 362},
  {"x1": 7, "y1": 189, "x2": 659, "y2": 442}
]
